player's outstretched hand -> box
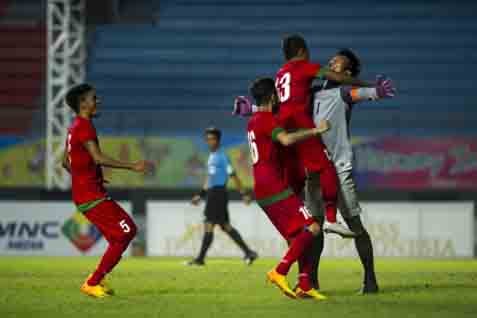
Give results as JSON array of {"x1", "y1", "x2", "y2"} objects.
[
  {"x1": 376, "y1": 75, "x2": 396, "y2": 99},
  {"x1": 233, "y1": 96, "x2": 254, "y2": 117},
  {"x1": 191, "y1": 195, "x2": 201, "y2": 206},
  {"x1": 315, "y1": 119, "x2": 331, "y2": 134},
  {"x1": 131, "y1": 160, "x2": 152, "y2": 173}
]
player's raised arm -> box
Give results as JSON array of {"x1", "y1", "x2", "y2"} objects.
[
  {"x1": 274, "y1": 120, "x2": 330, "y2": 146},
  {"x1": 83, "y1": 140, "x2": 148, "y2": 172},
  {"x1": 319, "y1": 67, "x2": 374, "y2": 87},
  {"x1": 341, "y1": 75, "x2": 396, "y2": 104}
]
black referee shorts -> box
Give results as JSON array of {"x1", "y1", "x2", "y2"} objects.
[{"x1": 204, "y1": 186, "x2": 230, "y2": 225}]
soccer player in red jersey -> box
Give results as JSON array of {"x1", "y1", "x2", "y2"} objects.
[
  {"x1": 247, "y1": 77, "x2": 329, "y2": 300},
  {"x1": 62, "y1": 84, "x2": 150, "y2": 298},
  {"x1": 275, "y1": 34, "x2": 373, "y2": 237}
]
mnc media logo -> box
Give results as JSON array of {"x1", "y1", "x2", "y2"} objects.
[{"x1": 62, "y1": 211, "x2": 102, "y2": 253}]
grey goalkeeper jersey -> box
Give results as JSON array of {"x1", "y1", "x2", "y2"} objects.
[{"x1": 312, "y1": 86, "x2": 354, "y2": 173}]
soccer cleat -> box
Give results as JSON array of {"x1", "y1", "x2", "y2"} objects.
[
  {"x1": 323, "y1": 221, "x2": 357, "y2": 238},
  {"x1": 244, "y1": 251, "x2": 258, "y2": 266},
  {"x1": 100, "y1": 277, "x2": 114, "y2": 295},
  {"x1": 295, "y1": 287, "x2": 328, "y2": 301},
  {"x1": 80, "y1": 281, "x2": 109, "y2": 298},
  {"x1": 86, "y1": 274, "x2": 114, "y2": 295},
  {"x1": 294, "y1": 286, "x2": 312, "y2": 298},
  {"x1": 185, "y1": 259, "x2": 205, "y2": 266},
  {"x1": 266, "y1": 269, "x2": 296, "y2": 299}
]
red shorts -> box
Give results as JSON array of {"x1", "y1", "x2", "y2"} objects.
[
  {"x1": 280, "y1": 145, "x2": 307, "y2": 194},
  {"x1": 84, "y1": 199, "x2": 137, "y2": 243},
  {"x1": 261, "y1": 194, "x2": 315, "y2": 240},
  {"x1": 278, "y1": 105, "x2": 334, "y2": 173}
]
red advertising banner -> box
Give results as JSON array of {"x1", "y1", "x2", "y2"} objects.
[{"x1": 354, "y1": 137, "x2": 477, "y2": 189}]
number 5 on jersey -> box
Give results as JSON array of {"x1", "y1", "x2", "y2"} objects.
[
  {"x1": 119, "y1": 219, "x2": 131, "y2": 233},
  {"x1": 248, "y1": 131, "x2": 259, "y2": 164}
]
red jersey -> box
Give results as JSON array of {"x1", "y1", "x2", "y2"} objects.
[
  {"x1": 247, "y1": 111, "x2": 289, "y2": 200},
  {"x1": 66, "y1": 117, "x2": 107, "y2": 205},
  {"x1": 275, "y1": 59, "x2": 320, "y2": 117}
]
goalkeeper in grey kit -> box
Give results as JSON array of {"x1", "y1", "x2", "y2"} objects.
[
  {"x1": 233, "y1": 48, "x2": 396, "y2": 294},
  {"x1": 305, "y1": 49, "x2": 395, "y2": 294}
]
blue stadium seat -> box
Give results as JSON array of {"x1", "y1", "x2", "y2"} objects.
[{"x1": 88, "y1": 0, "x2": 477, "y2": 136}]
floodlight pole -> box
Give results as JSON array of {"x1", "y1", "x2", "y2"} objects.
[{"x1": 46, "y1": 0, "x2": 86, "y2": 189}]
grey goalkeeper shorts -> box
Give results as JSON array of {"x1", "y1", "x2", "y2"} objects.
[{"x1": 305, "y1": 170, "x2": 362, "y2": 219}]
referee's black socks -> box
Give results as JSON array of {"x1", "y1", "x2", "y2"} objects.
[
  {"x1": 226, "y1": 227, "x2": 252, "y2": 255},
  {"x1": 197, "y1": 231, "x2": 214, "y2": 262}
]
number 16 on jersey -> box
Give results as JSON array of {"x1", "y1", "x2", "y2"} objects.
[{"x1": 248, "y1": 131, "x2": 259, "y2": 164}]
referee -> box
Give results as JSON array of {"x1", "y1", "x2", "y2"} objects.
[{"x1": 187, "y1": 127, "x2": 258, "y2": 266}]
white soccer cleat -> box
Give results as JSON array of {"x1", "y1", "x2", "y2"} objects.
[{"x1": 323, "y1": 221, "x2": 357, "y2": 238}]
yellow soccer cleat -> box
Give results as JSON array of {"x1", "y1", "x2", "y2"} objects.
[
  {"x1": 100, "y1": 277, "x2": 114, "y2": 295},
  {"x1": 86, "y1": 274, "x2": 114, "y2": 295},
  {"x1": 80, "y1": 281, "x2": 109, "y2": 298},
  {"x1": 266, "y1": 269, "x2": 296, "y2": 299},
  {"x1": 295, "y1": 287, "x2": 328, "y2": 301}
]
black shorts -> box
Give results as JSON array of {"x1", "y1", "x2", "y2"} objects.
[{"x1": 204, "y1": 186, "x2": 229, "y2": 225}]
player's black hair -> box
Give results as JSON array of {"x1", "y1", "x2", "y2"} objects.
[
  {"x1": 65, "y1": 83, "x2": 94, "y2": 113},
  {"x1": 282, "y1": 34, "x2": 308, "y2": 60},
  {"x1": 205, "y1": 127, "x2": 222, "y2": 141},
  {"x1": 250, "y1": 77, "x2": 276, "y2": 106},
  {"x1": 336, "y1": 48, "x2": 361, "y2": 77}
]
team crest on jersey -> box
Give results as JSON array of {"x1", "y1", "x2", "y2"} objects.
[{"x1": 62, "y1": 211, "x2": 102, "y2": 252}]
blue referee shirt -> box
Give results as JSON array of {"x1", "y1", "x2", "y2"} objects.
[{"x1": 207, "y1": 149, "x2": 235, "y2": 189}]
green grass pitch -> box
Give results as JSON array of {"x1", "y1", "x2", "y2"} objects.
[{"x1": 1, "y1": 257, "x2": 476, "y2": 318}]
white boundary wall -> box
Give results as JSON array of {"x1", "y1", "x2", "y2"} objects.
[{"x1": 147, "y1": 201, "x2": 474, "y2": 258}]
